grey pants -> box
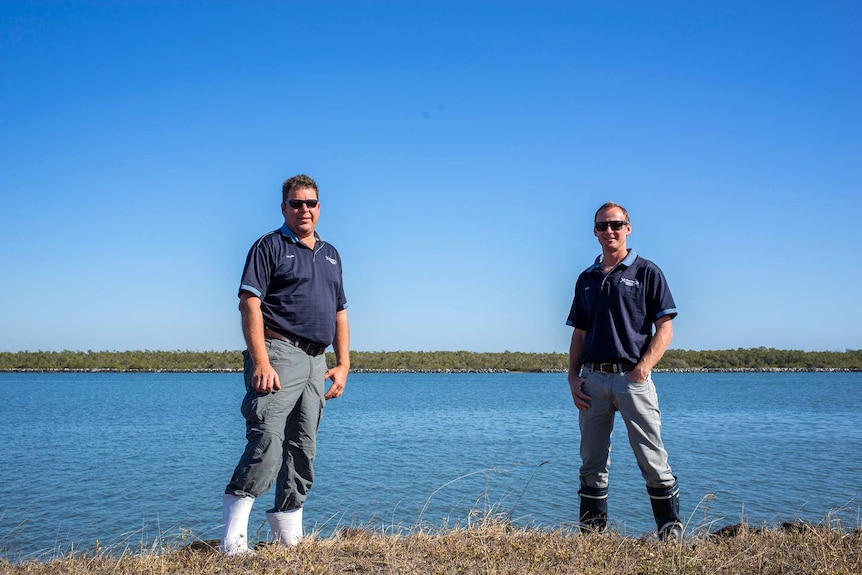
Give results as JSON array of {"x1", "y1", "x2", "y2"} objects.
[
  {"x1": 225, "y1": 338, "x2": 326, "y2": 511},
  {"x1": 578, "y1": 366, "x2": 675, "y2": 491}
]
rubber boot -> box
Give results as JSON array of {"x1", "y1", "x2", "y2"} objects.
[
  {"x1": 267, "y1": 507, "x2": 303, "y2": 546},
  {"x1": 578, "y1": 485, "x2": 608, "y2": 532},
  {"x1": 648, "y1": 480, "x2": 683, "y2": 540},
  {"x1": 220, "y1": 494, "x2": 255, "y2": 555}
]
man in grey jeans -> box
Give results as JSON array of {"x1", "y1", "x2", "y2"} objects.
[
  {"x1": 220, "y1": 174, "x2": 350, "y2": 555},
  {"x1": 566, "y1": 201, "x2": 682, "y2": 540}
]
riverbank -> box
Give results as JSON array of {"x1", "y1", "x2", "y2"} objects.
[
  {"x1": 2, "y1": 521, "x2": 859, "y2": 574},
  {"x1": 2, "y1": 348, "x2": 861, "y2": 372}
]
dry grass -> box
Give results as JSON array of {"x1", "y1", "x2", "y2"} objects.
[{"x1": 1, "y1": 519, "x2": 859, "y2": 575}]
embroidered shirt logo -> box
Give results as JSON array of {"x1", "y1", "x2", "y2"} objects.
[
  {"x1": 325, "y1": 256, "x2": 338, "y2": 265},
  {"x1": 620, "y1": 278, "x2": 640, "y2": 288},
  {"x1": 285, "y1": 254, "x2": 295, "y2": 259}
]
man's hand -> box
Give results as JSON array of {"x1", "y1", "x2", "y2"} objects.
[
  {"x1": 239, "y1": 293, "x2": 280, "y2": 394},
  {"x1": 568, "y1": 374, "x2": 592, "y2": 411},
  {"x1": 625, "y1": 365, "x2": 650, "y2": 384},
  {"x1": 252, "y1": 362, "x2": 281, "y2": 394},
  {"x1": 567, "y1": 328, "x2": 590, "y2": 410},
  {"x1": 324, "y1": 365, "x2": 348, "y2": 399}
]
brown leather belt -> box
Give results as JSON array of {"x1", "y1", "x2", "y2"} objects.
[
  {"x1": 582, "y1": 362, "x2": 637, "y2": 374},
  {"x1": 264, "y1": 329, "x2": 328, "y2": 356}
]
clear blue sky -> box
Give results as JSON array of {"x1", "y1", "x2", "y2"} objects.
[{"x1": 1, "y1": 1, "x2": 860, "y2": 354}]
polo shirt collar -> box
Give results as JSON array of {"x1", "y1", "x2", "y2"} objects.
[
  {"x1": 588, "y1": 249, "x2": 638, "y2": 272},
  {"x1": 279, "y1": 224, "x2": 323, "y2": 246}
]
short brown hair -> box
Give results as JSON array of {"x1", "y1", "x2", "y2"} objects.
[
  {"x1": 282, "y1": 174, "x2": 319, "y2": 202},
  {"x1": 594, "y1": 201, "x2": 630, "y2": 223}
]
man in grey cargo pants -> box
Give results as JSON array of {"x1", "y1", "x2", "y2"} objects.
[{"x1": 220, "y1": 174, "x2": 350, "y2": 555}]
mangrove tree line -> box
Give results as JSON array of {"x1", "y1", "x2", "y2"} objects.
[{"x1": 0, "y1": 347, "x2": 860, "y2": 372}]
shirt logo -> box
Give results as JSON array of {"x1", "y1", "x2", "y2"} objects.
[
  {"x1": 325, "y1": 256, "x2": 338, "y2": 265},
  {"x1": 620, "y1": 278, "x2": 640, "y2": 287},
  {"x1": 285, "y1": 254, "x2": 295, "y2": 259}
]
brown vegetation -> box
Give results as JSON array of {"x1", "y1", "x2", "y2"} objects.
[{"x1": 3, "y1": 521, "x2": 859, "y2": 575}]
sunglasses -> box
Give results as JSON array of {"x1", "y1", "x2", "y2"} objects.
[
  {"x1": 594, "y1": 220, "x2": 628, "y2": 232},
  {"x1": 285, "y1": 199, "x2": 319, "y2": 209}
]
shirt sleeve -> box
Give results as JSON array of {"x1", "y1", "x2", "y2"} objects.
[
  {"x1": 566, "y1": 273, "x2": 590, "y2": 329},
  {"x1": 336, "y1": 259, "x2": 348, "y2": 312},
  {"x1": 646, "y1": 264, "x2": 677, "y2": 321},
  {"x1": 238, "y1": 235, "x2": 274, "y2": 299}
]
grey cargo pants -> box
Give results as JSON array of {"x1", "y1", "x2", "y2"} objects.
[{"x1": 225, "y1": 338, "x2": 326, "y2": 511}]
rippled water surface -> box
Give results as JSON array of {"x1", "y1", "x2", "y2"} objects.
[{"x1": 1, "y1": 371, "x2": 860, "y2": 559}]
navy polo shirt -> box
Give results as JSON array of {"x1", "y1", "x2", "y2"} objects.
[
  {"x1": 566, "y1": 249, "x2": 677, "y2": 364},
  {"x1": 239, "y1": 224, "x2": 347, "y2": 346}
]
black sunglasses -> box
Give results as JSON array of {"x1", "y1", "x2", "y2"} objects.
[
  {"x1": 595, "y1": 220, "x2": 628, "y2": 232},
  {"x1": 285, "y1": 199, "x2": 319, "y2": 209}
]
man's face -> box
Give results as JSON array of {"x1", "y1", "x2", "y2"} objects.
[
  {"x1": 594, "y1": 207, "x2": 631, "y2": 251},
  {"x1": 281, "y1": 186, "x2": 320, "y2": 239}
]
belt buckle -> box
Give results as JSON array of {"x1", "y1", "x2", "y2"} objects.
[
  {"x1": 598, "y1": 362, "x2": 619, "y2": 373},
  {"x1": 301, "y1": 341, "x2": 322, "y2": 356}
]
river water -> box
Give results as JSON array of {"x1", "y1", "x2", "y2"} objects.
[{"x1": 0, "y1": 371, "x2": 859, "y2": 560}]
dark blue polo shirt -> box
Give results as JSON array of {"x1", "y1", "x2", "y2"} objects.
[
  {"x1": 239, "y1": 224, "x2": 347, "y2": 346},
  {"x1": 566, "y1": 249, "x2": 677, "y2": 364}
]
